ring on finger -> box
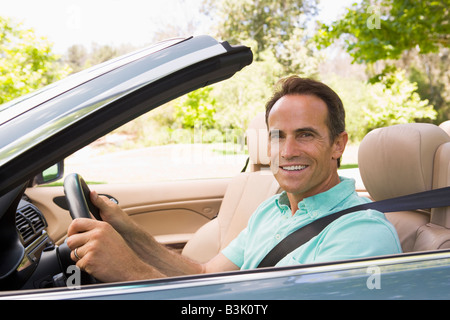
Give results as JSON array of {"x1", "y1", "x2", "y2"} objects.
[{"x1": 74, "y1": 247, "x2": 81, "y2": 260}]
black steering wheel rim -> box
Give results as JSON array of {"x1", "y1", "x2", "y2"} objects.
[
  {"x1": 61, "y1": 173, "x2": 100, "y2": 285},
  {"x1": 63, "y1": 173, "x2": 101, "y2": 220}
]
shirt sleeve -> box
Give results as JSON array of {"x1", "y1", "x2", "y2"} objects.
[{"x1": 221, "y1": 226, "x2": 248, "y2": 268}]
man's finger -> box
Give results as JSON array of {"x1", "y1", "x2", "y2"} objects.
[{"x1": 67, "y1": 217, "x2": 99, "y2": 237}]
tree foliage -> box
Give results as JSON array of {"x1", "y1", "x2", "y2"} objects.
[
  {"x1": 325, "y1": 70, "x2": 437, "y2": 142},
  {"x1": 2, "y1": 0, "x2": 444, "y2": 151},
  {"x1": 165, "y1": 0, "x2": 442, "y2": 145},
  {"x1": 363, "y1": 71, "x2": 437, "y2": 133},
  {"x1": 159, "y1": 0, "x2": 324, "y2": 143},
  {"x1": 64, "y1": 43, "x2": 135, "y2": 74},
  {"x1": 316, "y1": 0, "x2": 448, "y2": 124},
  {"x1": 205, "y1": 0, "x2": 319, "y2": 59},
  {"x1": 317, "y1": 0, "x2": 449, "y2": 64},
  {"x1": 405, "y1": 48, "x2": 450, "y2": 122},
  {"x1": 173, "y1": 86, "x2": 218, "y2": 130},
  {"x1": 0, "y1": 17, "x2": 70, "y2": 104}
]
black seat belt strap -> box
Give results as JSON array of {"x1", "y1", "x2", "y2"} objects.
[{"x1": 257, "y1": 186, "x2": 450, "y2": 268}]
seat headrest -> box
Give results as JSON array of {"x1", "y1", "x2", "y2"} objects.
[
  {"x1": 246, "y1": 112, "x2": 270, "y2": 169},
  {"x1": 439, "y1": 120, "x2": 450, "y2": 136},
  {"x1": 358, "y1": 123, "x2": 450, "y2": 201}
]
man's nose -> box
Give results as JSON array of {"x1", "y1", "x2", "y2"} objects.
[{"x1": 281, "y1": 136, "x2": 299, "y2": 159}]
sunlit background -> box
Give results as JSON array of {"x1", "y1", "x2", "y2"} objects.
[
  {"x1": 1, "y1": 0, "x2": 447, "y2": 184},
  {"x1": 2, "y1": 0, "x2": 354, "y2": 54}
]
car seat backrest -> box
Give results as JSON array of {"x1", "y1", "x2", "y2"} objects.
[
  {"x1": 182, "y1": 113, "x2": 280, "y2": 263},
  {"x1": 246, "y1": 112, "x2": 270, "y2": 171},
  {"x1": 358, "y1": 123, "x2": 450, "y2": 252},
  {"x1": 415, "y1": 140, "x2": 450, "y2": 251}
]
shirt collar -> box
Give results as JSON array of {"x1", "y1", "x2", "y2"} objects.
[{"x1": 275, "y1": 177, "x2": 356, "y2": 218}]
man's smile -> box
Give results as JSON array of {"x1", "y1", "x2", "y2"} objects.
[{"x1": 280, "y1": 165, "x2": 308, "y2": 171}]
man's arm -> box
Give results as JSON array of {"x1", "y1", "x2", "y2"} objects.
[
  {"x1": 115, "y1": 215, "x2": 239, "y2": 277},
  {"x1": 66, "y1": 192, "x2": 239, "y2": 282}
]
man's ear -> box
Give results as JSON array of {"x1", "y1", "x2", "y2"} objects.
[{"x1": 332, "y1": 131, "x2": 348, "y2": 161}]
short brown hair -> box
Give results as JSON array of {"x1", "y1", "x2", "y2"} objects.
[{"x1": 265, "y1": 76, "x2": 346, "y2": 166}]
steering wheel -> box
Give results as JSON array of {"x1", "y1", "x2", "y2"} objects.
[
  {"x1": 59, "y1": 173, "x2": 101, "y2": 285},
  {"x1": 64, "y1": 173, "x2": 102, "y2": 220}
]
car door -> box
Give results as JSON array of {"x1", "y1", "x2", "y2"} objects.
[{"x1": 25, "y1": 177, "x2": 231, "y2": 251}]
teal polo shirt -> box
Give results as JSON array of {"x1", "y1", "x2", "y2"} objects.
[{"x1": 222, "y1": 177, "x2": 402, "y2": 269}]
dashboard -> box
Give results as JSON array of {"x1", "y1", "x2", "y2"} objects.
[{"x1": 1, "y1": 195, "x2": 57, "y2": 290}]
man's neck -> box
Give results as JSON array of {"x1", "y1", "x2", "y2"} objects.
[{"x1": 286, "y1": 174, "x2": 342, "y2": 215}]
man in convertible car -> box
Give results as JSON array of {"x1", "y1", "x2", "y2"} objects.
[{"x1": 67, "y1": 76, "x2": 402, "y2": 282}]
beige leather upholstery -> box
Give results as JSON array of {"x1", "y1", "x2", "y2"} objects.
[
  {"x1": 246, "y1": 113, "x2": 270, "y2": 171},
  {"x1": 358, "y1": 123, "x2": 450, "y2": 252},
  {"x1": 439, "y1": 120, "x2": 450, "y2": 136},
  {"x1": 182, "y1": 113, "x2": 280, "y2": 263}
]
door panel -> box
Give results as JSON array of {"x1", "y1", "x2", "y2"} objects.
[{"x1": 25, "y1": 178, "x2": 230, "y2": 247}]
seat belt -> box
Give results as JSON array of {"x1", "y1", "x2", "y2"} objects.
[{"x1": 257, "y1": 186, "x2": 450, "y2": 268}]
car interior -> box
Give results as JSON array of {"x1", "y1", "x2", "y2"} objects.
[
  {"x1": 4, "y1": 111, "x2": 450, "y2": 291},
  {"x1": 359, "y1": 122, "x2": 450, "y2": 252},
  {"x1": 183, "y1": 113, "x2": 450, "y2": 263}
]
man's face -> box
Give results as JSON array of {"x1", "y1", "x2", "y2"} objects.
[{"x1": 267, "y1": 94, "x2": 347, "y2": 201}]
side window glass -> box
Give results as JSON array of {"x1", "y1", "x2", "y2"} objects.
[{"x1": 64, "y1": 103, "x2": 248, "y2": 184}]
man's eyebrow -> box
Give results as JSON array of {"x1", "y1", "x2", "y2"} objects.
[
  {"x1": 269, "y1": 127, "x2": 320, "y2": 139},
  {"x1": 269, "y1": 127, "x2": 320, "y2": 136},
  {"x1": 294, "y1": 127, "x2": 320, "y2": 135}
]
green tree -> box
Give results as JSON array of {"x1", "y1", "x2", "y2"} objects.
[
  {"x1": 65, "y1": 44, "x2": 88, "y2": 74},
  {"x1": 0, "y1": 17, "x2": 70, "y2": 104},
  {"x1": 363, "y1": 70, "x2": 437, "y2": 134},
  {"x1": 276, "y1": 28, "x2": 323, "y2": 78},
  {"x1": 173, "y1": 86, "x2": 218, "y2": 129},
  {"x1": 316, "y1": 0, "x2": 447, "y2": 125},
  {"x1": 194, "y1": 0, "x2": 323, "y2": 138},
  {"x1": 406, "y1": 49, "x2": 450, "y2": 122},
  {"x1": 87, "y1": 43, "x2": 119, "y2": 67},
  {"x1": 326, "y1": 71, "x2": 437, "y2": 142},
  {"x1": 211, "y1": 47, "x2": 284, "y2": 132},
  {"x1": 205, "y1": 0, "x2": 318, "y2": 59},
  {"x1": 317, "y1": 0, "x2": 449, "y2": 64}
]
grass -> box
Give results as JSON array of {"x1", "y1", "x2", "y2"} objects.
[{"x1": 340, "y1": 164, "x2": 359, "y2": 170}]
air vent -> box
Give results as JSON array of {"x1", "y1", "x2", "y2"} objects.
[{"x1": 16, "y1": 203, "x2": 47, "y2": 246}]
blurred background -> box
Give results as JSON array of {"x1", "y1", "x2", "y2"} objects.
[{"x1": 1, "y1": 0, "x2": 448, "y2": 183}]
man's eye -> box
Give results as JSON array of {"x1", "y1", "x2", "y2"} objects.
[{"x1": 298, "y1": 132, "x2": 314, "y2": 139}]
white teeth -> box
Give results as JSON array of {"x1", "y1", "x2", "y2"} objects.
[{"x1": 282, "y1": 165, "x2": 307, "y2": 171}]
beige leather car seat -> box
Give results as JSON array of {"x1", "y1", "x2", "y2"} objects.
[
  {"x1": 439, "y1": 120, "x2": 450, "y2": 136},
  {"x1": 182, "y1": 113, "x2": 280, "y2": 263},
  {"x1": 358, "y1": 123, "x2": 450, "y2": 252}
]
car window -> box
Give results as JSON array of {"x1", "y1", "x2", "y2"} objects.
[{"x1": 64, "y1": 103, "x2": 249, "y2": 184}]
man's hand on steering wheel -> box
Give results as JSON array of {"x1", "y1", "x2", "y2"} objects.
[
  {"x1": 66, "y1": 217, "x2": 148, "y2": 283},
  {"x1": 63, "y1": 173, "x2": 145, "y2": 283}
]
